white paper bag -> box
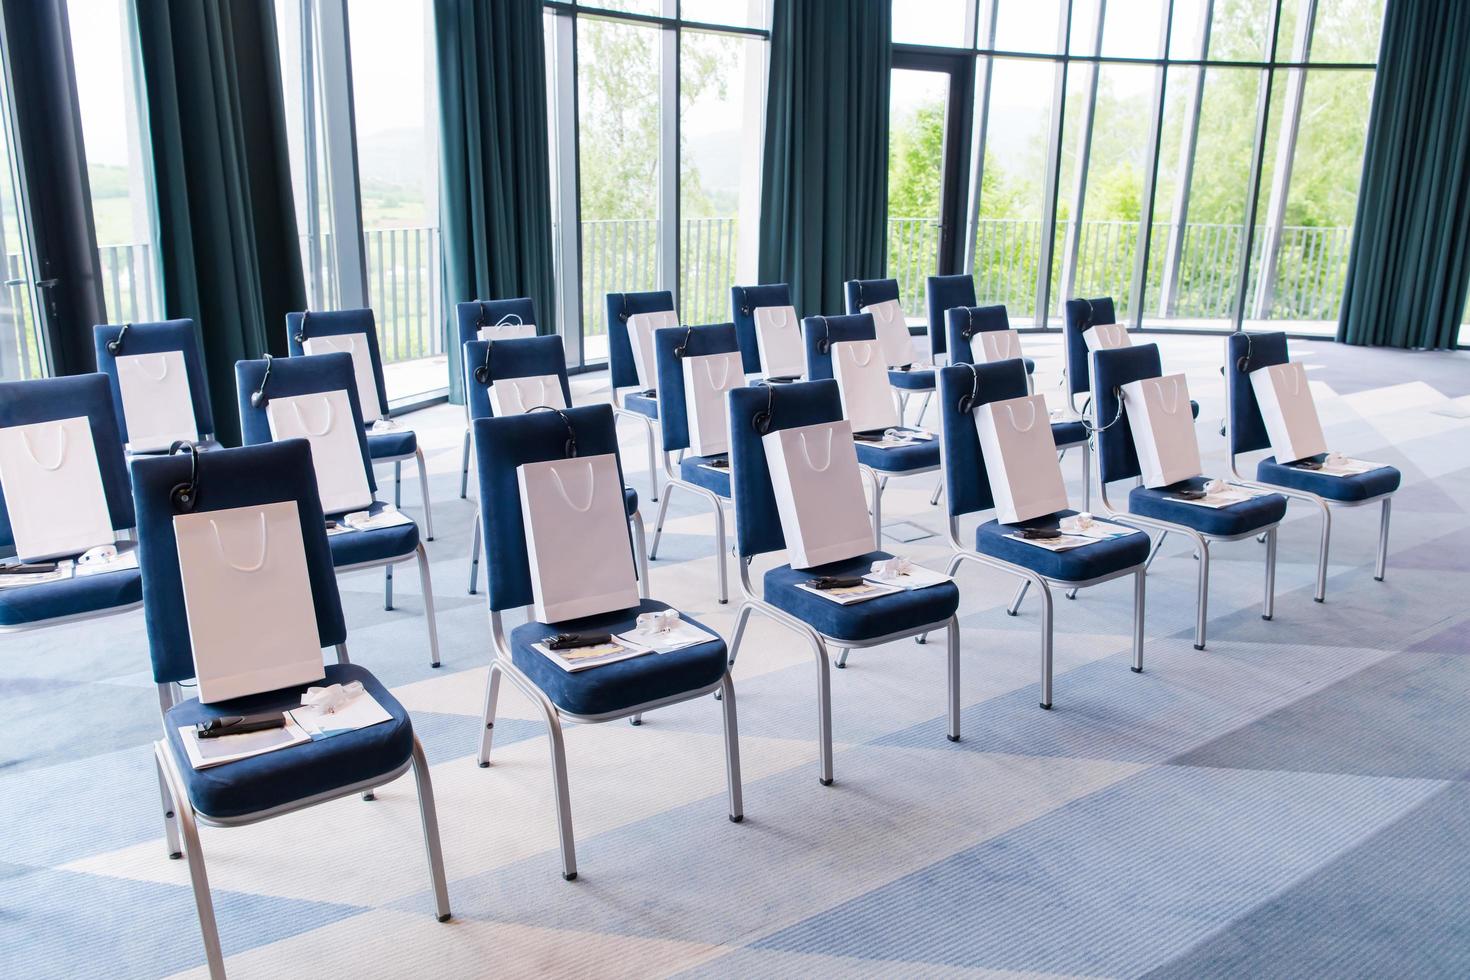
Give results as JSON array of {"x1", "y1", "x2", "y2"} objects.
[
  {"x1": 303, "y1": 333, "x2": 384, "y2": 419},
  {"x1": 518, "y1": 453, "x2": 640, "y2": 622},
  {"x1": 116, "y1": 350, "x2": 199, "y2": 452},
  {"x1": 1250, "y1": 362, "x2": 1326, "y2": 464},
  {"x1": 974, "y1": 394, "x2": 1070, "y2": 524},
  {"x1": 174, "y1": 501, "x2": 325, "y2": 703},
  {"x1": 1122, "y1": 373, "x2": 1203, "y2": 488},
  {"x1": 864, "y1": 299, "x2": 917, "y2": 368},
  {"x1": 266, "y1": 390, "x2": 374, "y2": 514},
  {"x1": 0, "y1": 417, "x2": 116, "y2": 561},
  {"x1": 682, "y1": 350, "x2": 743, "y2": 457},
  {"x1": 477, "y1": 320, "x2": 537, "y2": 342},
  {"x1": 627, "y1": 310, "x2": 678, "y2": 390},
  {"x1": 1083, "y1": 322, "x2": 1131, "y2": 351},
  {"x1": 489, "y1": 375, "x2": 567, "y2": 417},
  {"x1": 762, "y1": 419, "x2": 874, "y2": 568},
  {"x1": 972, "y1": 329, "x2": 1025, "y2": 365},
  {"x1": 753, "y1": 305, "x2": 805, "y2": 379},
  {"x1": 832, "y1": 340, "x2": 900, "y2": 433}
]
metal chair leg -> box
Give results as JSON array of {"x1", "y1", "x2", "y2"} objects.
[
  {"x1": 467, "y1": 512, "x2": 481, "y2": 595},
  {"x1": 394, "y1": 461, "x2": 403, "y2": 508},
  {"x1": 644, "y1": 417, "x2": 660, "y2": 503},
  {"x1": 946, "y1": 616, "x2": 961, "y2": 741},
  {"x1": 810, "y1": 633, "x2": 835, "y2": 785},
  {"x1": 416, "y1": 544, "x2": 442, "y2": 668},
  {"x1": 155, "y1": 752, "x2": 182, "y2": 859},
  {"x1": 915, "y1": 391, "x2": 933, "y2": 427},
  {"x1": 477, "y1": 659, "x2": 503, "y2": 766},
  {"x1": 1037, "y1": 579, "x2": 1055, "y2": 709},
  {"x1": 335, "y1": 642, "x2": 350, "y2": 665},
  {"x1": 1007, "y1": 579, "x2": 1029, "y2": 616},
  {"x1": 719, "y1": 673, "x2": 744, "y2": 821},
  {"x1": 385, "y1": 563, "x2": 394, "y2": 610},
  {"x1": 544, "y1": 708, "x2": 578, "y2": 879},
  {"x1": 834, "y1": 648, "x2": 849, "y2": 668},
  {"x1": 1312, "y1": 499, "x2": 1331, "y2": 602},
  {"x1": 1131, "y1": 568, "x2": 1145, "y2": 672},
  {"x1": 1145, "y1": 530, "x2": 1168, "y2": 569},
  {"x1": 1081, "y1": 441, "x2": 1092, "y2": 512},
  {"x1": 157, "y1": 744, "x2": 225, "y2": 980},
  {"x1": 459, "y1": 426, "x2": 471, "y2": 499},
  {"x1": 649, "y1": 484, "x2": 676, "y2": 559},
  {"x1": 630, "y1": 510, "x2": 650, "y2": 599},
  {"x1": 1193, "y1": 537, "x2": 1211, "y2": 650},
  {"x1": 711, "y1": 496, "x2": 729, "y2": 604},
  {"x1": 1375, "y1": 497, "x2": 1392, "y2": 581},
  {"x1": 414, "y1": 447, "x2": 434, "y2": 541},
  {"x1": 409, "y1": 737, "x2": 452, "y2": 922},
  {"x1": 863, "y1": 465, "x2": 883, "y2": 547},
  {"x1": 930, "y1": 478, "x2": 943, "y2": 506},
  {"x1": 1263, "y1": 526, "x2": 1277, "y2": 621}
]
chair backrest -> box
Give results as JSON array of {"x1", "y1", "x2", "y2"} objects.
[
  {"x1": 605, "y1": 290, "x2": 675, "y2": 391},
  {"x1": 727, "y1": 379, "x2": 847, "y2": 560},
  {"x1": 284, "y1": 308, "x2": 390, "y2": 419},
  {"x1": 0, "y1": 374, "x2": 135, "y2": 548},
  {"x1": 801, "y1": 313, "x2": 876, "y2": 381},
  {"x1": 936, "y1": 360, "x2": 1032, "y2": 518},
  {"x1": 462, "y1": 335, "x2": 573, "y2": 423},
  {"x1": 472, "y1": 403, "x2": 629, "y2": 613},
  {"x1": 1226, "y1": 331, "x2": 1289, "y2": 456},
  {"x1": 1062, "y1": 296, "x2": 1116, "y2": 398},
  {"x1": 131, "y1": 440, "x2": 347, "y2": 685},
  {"x1": 234, "y1": 351, "x2": 377, "y2": 496},
  {"x1": 1092, "y1": 342, "x2": 1165, "y2": 486},
  {"x1": 454, "y1": 297, "x2": 539, "y2": 353},
  {"x1": 729, "y1": 283, "x2": 792, "y2": 376},
  {"x1": 653, "y1": 323, "x2": 740, "y2": 453},
  {"x1": 93, "y1": 319, "x2": 216, "y2": 442},
  {"x1": 925, "y1": 274, "x2": 976, "y2": 360},
  {"x1": 944, "y1": 304, "x2": 1011, "y2": 365},
  {"x1": 844, "y1": 277, "x2": 900, "y2": 315}
]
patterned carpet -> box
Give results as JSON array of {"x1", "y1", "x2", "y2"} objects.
[{"x1": 4, "y1": 334, "x2": 1469, "y2": 979}]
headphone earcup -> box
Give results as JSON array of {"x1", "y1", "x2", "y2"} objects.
[
  {"x1": 474, "y1": 364, "x2": 490, "y2": 385},
  {"x1": 251, "y1": 389, "x2": 266, "y2": 409},
  {"x1": 170, "y1": 482, "x2": 197, "y2": 513},
  {"x1": 106, "y1": 339, "x2": 120, "y2": 354}
]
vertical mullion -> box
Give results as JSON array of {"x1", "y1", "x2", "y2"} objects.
[
  {"x1": 1129, "y1": 0, "x2": 1175, "y2": 328},
  {"x1": 659, "y1": 6, "x2": 679, "y2": 312},
  {"x1": 1057, "y1": 0, "x2": 1107, "y2": 311},
  {"x1": 1033, "y1": 2, "x2": 1075, "y2": 326},
  {"x1": 1229, "y1": 0, "x2": 1286, "y2": 332},
  {"x1": 1158, "y1": 0, "x2": 1213, "y2": 318}
]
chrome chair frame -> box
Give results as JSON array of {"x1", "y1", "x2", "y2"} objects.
[
  {"x1": 336, "y1": 542, "x2": 442, "y2": 668},
  {"x1": 374, "y1": 444, "x2": 434, "y2": 541},
  {"x1": 648, "y1": 449, "x2": 731, "y2": 603}
]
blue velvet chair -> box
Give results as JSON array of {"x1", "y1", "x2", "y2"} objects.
[
  {"x1": 924, "y1": 273, "x2": 974, "y2": 371},
  {"x1": 936, "y1": 362, "x2": 1147, "y2": 708},
  {"x1": 236, "y1": 352, "x2": 441, "y2": 667},
  {"x1": 0, "y1": 374, "x2": 142, "y2": 632},
  {"x1": 726, "y1": 380, "x2": 961, "y2": 783},
  {"x1": 1093, "y1": 344, "x2": 1287, "y2": 650},
  {"x1": 285, "y1": 308, "x2": 433, "y2": 540},
  {"x1": 1063, "y1": 296, "x2": 1199, "y2": 421},
  {"x1": 453, "y1": 297, "x2": 538, "y2": 499},
  {"x1": 132, "y1": 440, "x2": 449, "y2": 977},
  {"x1": 647, "y1": 323, "x2": 740, "y2": 604},
  {"x1": 844, "y1": 277, "x2": 935, "y2": 426},
  {"x1": 1225, "y1": 331, "x2": 1399, "y2": 601},
  {"x1": 945, "y1": 303, "x2": 1089, "y2": 509},
  {"x1": 729, "y1": 282, "x2": 794, "y2": 378},
  {"x1": 472, "y1": 404, "x2": 743, "y2": 880},
  {"x1": 801, "y1": 313, "x2": 942, "y2": 544},
  {"x1": 93, "y1": 319, "x2": 220, "y2": 452},
  {"x1": 605, "y1": 290, "x2": 675, "y2": 504},
  {"x1": 461, "y1": 336, "x2": 649, "y2": 599}
]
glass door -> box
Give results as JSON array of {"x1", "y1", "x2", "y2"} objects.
[{"x1": 0, "y1": 48, "x2": 47, "y2": 380}]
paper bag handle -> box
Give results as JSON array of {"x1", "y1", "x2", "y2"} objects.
[
  {"x1": 208, "y1": 511, "x2": 269, "y2": 573},
  {"x1": 702, "y1": 356, "x2": 733, "y2": 390},
  {"x1": 871, "y1": 302, "x2": 895, "y2": 325},
  {"x1": 132, "y1": 353, "x2": 171, "y2": 382},
  {"x1": 1279, "y1": 363, "x2": 1304, "y2": 396},
  {"x1": 549, "y1": 460, "x2": 596, "y2": 513},
  {"x1": 768, "y1": 307, "x2": 790, "y2": 328},
  {"x1": 797, "y1": 427, "x2": 835, "y2": 472},
  {"x1": 290, "y1": 396, "x2": 335, "y2": 437},
  {"x1": 20, "y1": 425, "x2": 68, "y2": 471},
  {"x1": 1002, "y1": 400, "x2": 1039, "y2": 433},
  {"x1": 1148, "y1": 377, "x2": 1183, "y2": 415},
  {"x1": 844, "y1": 344, "x2": 876, "y2": 368}
]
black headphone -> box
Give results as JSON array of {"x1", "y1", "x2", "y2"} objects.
[
  {"x1": 674, "y1": 324, "x2": 694, "y2": 358},
  {"x1": 169, "y1": 441, "x2": 199, "y2": 513},
  {"x1": 473, "y1": 343, "x2": 493, "y2": 385},
  {"x1": 618, "y1": 296, "x2": 630, "y2": 322},
  {"x1": 737, "y1": 287, "x2": 751, "y2": 317},
  {"x1": 250, "y1": 354, "x2": 274, "y2": 408},
  {"x1": 1234, "y1": 331, "x2": 1255, "y2": 373},
  {"x1": 854, "y1": 280, "x2": 866, "y2": 311},
  {"x1": 106, "y1": 322, "x2": 131, "y2": 355},
  {"x1": 957, "y1": 362, "x2": 983, "y2": 414},
  {"x1": 961, "y1": 307, "x2": 979, "y2": 341},
  {"x1": 293, "y1": 310, "x2": 310, "y2": 346},
  {"x1": 530, "y1": 405, "x2": 578, "y2": 457},
  {"x1": 816, "y1": 315, "x2": 832, "y2": 355},
  {"x1": 475, "y1": 302, "x2": 488, "y2": 328},
  {"x1": 1078, "y1": 298, "x2": 1094, "y2": 329},
  {"x1": 752, "y1": 381, "x2": 777, "y2": 434}
]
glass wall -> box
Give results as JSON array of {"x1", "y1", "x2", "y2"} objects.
[{"x1": 897, "y1": 0, "x2": 1385, "y2": 334}]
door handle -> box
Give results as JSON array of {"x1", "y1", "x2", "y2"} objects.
[
  {"x1": 3, "y1": 278, "x2": 23, "y2": 286},
  {"x1": 35, "y1": 279, "x2": 58, "y2": 288}
]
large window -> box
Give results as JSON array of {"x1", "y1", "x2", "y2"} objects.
[{"x1": 893, "y1": 0, "x2": 1386, "y2": 335}]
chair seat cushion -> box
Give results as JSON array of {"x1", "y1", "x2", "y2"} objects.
[
  {"x1": 623, "y1": 392, "x2": 659, "y2": 420},
  {"x1": 888, "y1": 368, "x2": 935, "y2": 391},
  {"x1": 0, "y1": 566, "x2": 141, "y2": 628},
  {"x1": 678, "y1": 455, "x2": 732, "y2": 496},
  {"x1": 164, "y1": 663, "x2": 414, "y2": 820},
  {"x1": 763, "y1": 551, "x2": 959, "y2": 642},
  {"x1": 855, "y1": 438, "x2": 940, "y2": 473},
  {"x1": 976, "y1": 510, "x2": 1150, "y2": 582},
  {"x1": 1256, "y1": 455, "x2": 1401, "y2": 502},
  {"x1": 365, "y1": 427, "x2": 417, "y2": 460},
  {"x1": 327, "y1": 502, "x2": 420, "y2": 567},
  {"x1": 510, "y1": 598, "x2": 727, "y2": 717},
  {"x1": 624, "y1": 486, "x2": 639, "y2": 516},
  {"x1": 1051, "y1": 419, "x2": 1089, "y2": 447},
  {"x1": 1128, "y1": 478, "x2": 1287, "y2": 537}
]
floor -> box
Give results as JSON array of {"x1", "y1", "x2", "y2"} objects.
[{"x1": 5, "y1": 334, "x2": 1470, "y2": 979}]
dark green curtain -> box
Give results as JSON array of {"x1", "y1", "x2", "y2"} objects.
[
  {"x1": 0, "y1": 0, "x2": 107, "y2": 376},
  {"x1": 435, "y1": 0, "x2": 556, "y2": 404},
  {"x1": 1338, "y1": 0, "x2": 1470, "y2": 349},
  {"x1": 134, "y1": 0, "x2": 306, "y2": 444},
  {"x1": 758, "y1": 0, "x2": 891, "y2": 318}
]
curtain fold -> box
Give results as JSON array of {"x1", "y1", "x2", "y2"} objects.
[
  {"x1": 434, "y1": 0, "x2": 556, "y2": 404},
  {"x1": 1338, "y1": 0, "x2": 1470, "y2": 349},
  {"x1": 758, "y1": 0, "x2": 891, "y2": 319},
  {"x1": 134, "y1": 0, "x2": 306, "y2": 444},
  {"x1": 0, "y1": 0, "x2": 108, "y2": 376}
]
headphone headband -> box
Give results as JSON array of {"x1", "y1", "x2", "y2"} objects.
[
  {"x1": 530, "y1": 405, "x2": 578, "y2": 458},
  {"x1": 169, "y1": 440, "x2": 200, "y2": 513},
  {"x1": 250, "y1": 354, "x2": 274, "y2": 409},
  {"x1": 106, "y1": 322, "x2": 132, "y2": 355}
]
